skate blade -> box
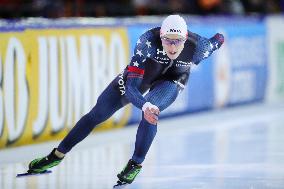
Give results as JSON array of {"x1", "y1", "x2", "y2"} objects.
[
  {"x1": 16, "y1": 170, "x2": 52, "y2": 178},
  {"x1": 113, "y1": 181, "x2": 128, "y2": 189}
]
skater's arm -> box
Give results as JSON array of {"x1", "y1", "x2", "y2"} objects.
[
  {"x1": 125, "y1": 31, "x2": 157, "y2": 110},
  {"x1": 192, "y1": 32, "x2": 224, "y2": 65}
]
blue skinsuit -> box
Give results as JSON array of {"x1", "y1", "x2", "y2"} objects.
[{"x1": 57, "y1": 27, "x2": 223, "y2": 164}]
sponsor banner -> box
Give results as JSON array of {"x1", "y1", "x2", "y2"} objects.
[
  {"x1": 212, "y1": 19, "x2": 267, "y2": 107},
  {"x1": 266, "y1": 16, "x2": 284, "y2": 101},
  {"x1": 0, "y1": 26, "x2": 131, "y2": 148},
  {"x1": 0, "y1": 17, "x2": 270, "y2": 148}
]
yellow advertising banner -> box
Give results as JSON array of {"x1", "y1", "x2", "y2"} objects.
[{"x1": 0, "y1": 27, "x2": 131, "y2": 149}]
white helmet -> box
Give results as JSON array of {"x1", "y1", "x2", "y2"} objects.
[{"x1": 160, "y1": 15, "x2": 188, "y2": 38}]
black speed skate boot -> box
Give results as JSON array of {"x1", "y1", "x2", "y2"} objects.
[
  {"x1": 115, "y1": 159, "x2": 142, "y2": 187},
  {"x1": 28, "y1": 148, "x2": 63, "y2": 173}
]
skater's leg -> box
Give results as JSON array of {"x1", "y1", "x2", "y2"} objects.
[
  {"x1": 131, "y1": 80, "x2": 179, "y2": 164},
  {"x1": 116, "y1": 80, "x2": 179, "y2": 184},
  {"x1": 57, "y1": 83, "x2": 127, "y2": 154},
  {"x1": 131, "y1": 117, "x2": 157, "y2": 164},
  {"x1": 28, "y1": 76, "x2": 129, "y2": 173}
]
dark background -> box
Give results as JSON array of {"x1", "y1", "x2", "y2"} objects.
[{"x1": 0, "y1": 0, "x2": 283, "y2": 19}]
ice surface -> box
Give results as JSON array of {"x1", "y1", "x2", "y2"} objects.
[{"x1": 1, "y1": 102, "x2": 284, "y2": 189}]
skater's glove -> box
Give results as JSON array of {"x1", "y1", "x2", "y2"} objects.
[
  {"x1": 142, "y1": 102, "x2": 160, "y2": 125},
  {"x1": 209, "y1": 33, "x2": 224, "y2": 50}
]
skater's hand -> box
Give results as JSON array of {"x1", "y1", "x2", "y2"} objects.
[
  {"x1": 144, "y1": 107, "x2": 159, "y2": 125},
  {"x1": 142, "y1": 102, "x2": 160, "y2": 125},
  {"x1": 150, "y1": 107, "x2": 160, "y2": 116},
  {"x1": 209, "y1": 33, "x2": 224, "y2": 50}
]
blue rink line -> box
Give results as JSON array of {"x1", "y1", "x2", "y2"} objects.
[{"x1": 0, "y1": 102, "x2": 284, "y2": 189}]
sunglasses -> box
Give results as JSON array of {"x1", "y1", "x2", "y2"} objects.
[{"x1": 161, "y1": 36, "x2": 186, "y2": 46}]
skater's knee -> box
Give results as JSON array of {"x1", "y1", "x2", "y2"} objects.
[
  {"x1": 88, "y1": 105, "x2": 112, "y2": 124},
  {"x1": 88, "y1": 108, "x2": 103, "y2": 122}
]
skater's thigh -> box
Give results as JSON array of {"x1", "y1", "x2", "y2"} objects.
[
  {"x1": 91, "y1": 75, "x2": 129, "y2": 116},
  {"x1": 144, "y1": 80, "x2": 179, "y2": 112}
]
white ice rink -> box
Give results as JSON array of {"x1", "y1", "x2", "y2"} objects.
[{"x1": 1, "y1": 102, "x2": 284, "y2": 189}]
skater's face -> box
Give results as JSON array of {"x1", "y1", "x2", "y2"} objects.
[{"x1": 161, "y1": 34, "x2": 186, "y2": 60}]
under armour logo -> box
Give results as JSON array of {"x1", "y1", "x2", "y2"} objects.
[
  {"x1": 157, "y1": 48, "x2": 166, "y2": 55},
  {"x1": 168, "y1": 29, "x2": 181, "y2": 33}
]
